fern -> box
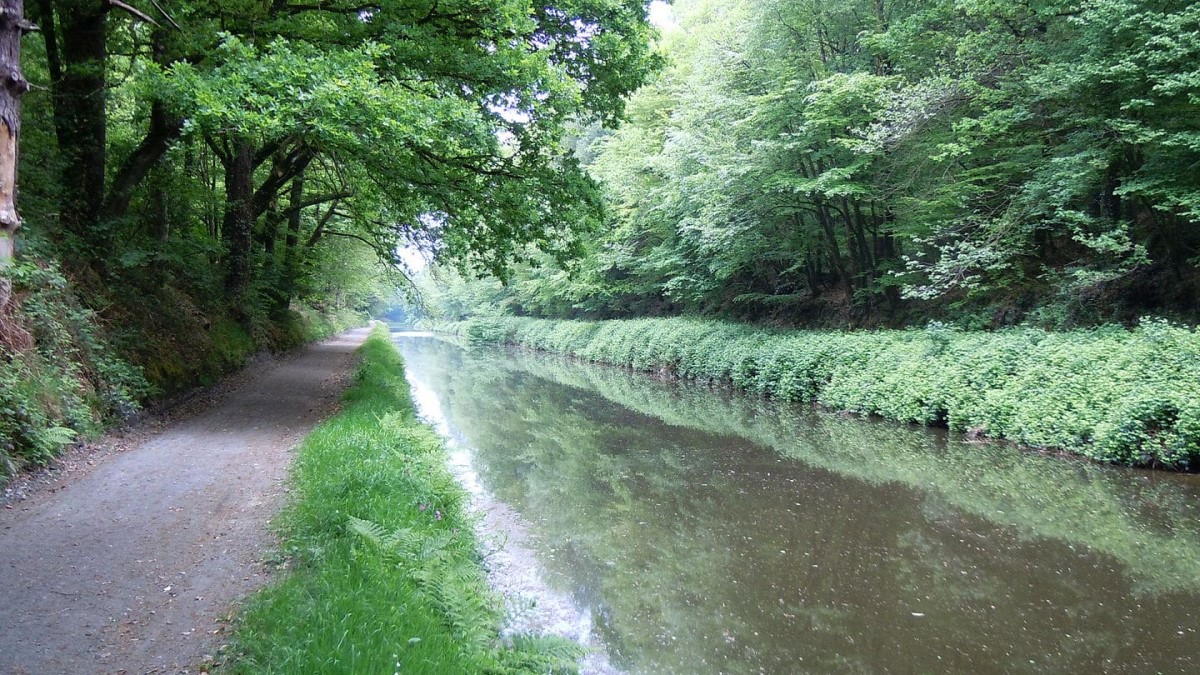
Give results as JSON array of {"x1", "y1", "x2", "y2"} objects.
[
  {"x1": 494, "y1": 634, "x2": 585, "y2": 674},
  {"x1": 40, "y1": 426, "x2": 77, "y2": 447},
  {"x1": 346, "y1": 516, "x2": 387, "y2": 546}
]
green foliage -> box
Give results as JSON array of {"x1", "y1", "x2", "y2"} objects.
[
  {"x1": 439, "y1": 316, "x2": 1200, "y2": 468},
  {"x1": 0, "y1": 261, "x2": 148, "y2": 475},
  {"x1": 227, "y1": 327, "x2": 583, "y2": 674},
  {"x1": 4, "y1": 0, "x2": 662, "y2": 483},
  {"x1": 445, "y1": 0, "x2": 1200, "y2": 326},
  {"x1": 0, "y1": 252, "x2": 364, "y2": 480}
]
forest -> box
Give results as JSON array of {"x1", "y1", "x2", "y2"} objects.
[
  {"x1": 2, "y1": 0, "x2": 1199, "y2": 469},
  {"x1": 0, "y1": 0, "x2": 658, "y2": 472},
  {"x1": 424, "y1": 0, "x2": 1200, "y2": 329},
  {"x1": 411, "y1": 0, "x2": 1200, "y2": 470}
]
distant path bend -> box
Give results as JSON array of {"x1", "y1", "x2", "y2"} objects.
[{"x1": 0, "y1": 327, "x2": 371, "y2": 675}]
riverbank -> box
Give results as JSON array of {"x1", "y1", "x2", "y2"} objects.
[
  {"x1": 225, "y1": 326, "x2": 580, "y2": 673},
  {"x1": 430, "y1": 317, "x2": 1200, "y2": 469}
]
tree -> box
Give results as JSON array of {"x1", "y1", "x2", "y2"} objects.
[{"x1": 0, "y1": 0, "x2": 30, "y2": 267}]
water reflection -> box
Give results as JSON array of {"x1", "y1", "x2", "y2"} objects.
[{"x1": 395, "y1": 334, "x2": 1200, "y2": 674}]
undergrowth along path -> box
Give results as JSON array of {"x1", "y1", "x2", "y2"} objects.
[{"x1": 0, "y1": 327, "x2": 371, "y2": 675}]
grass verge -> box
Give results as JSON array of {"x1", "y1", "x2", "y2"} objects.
[
  {"x1": 224, "y1": 325, "x2": 580, "y2": 674},
  {"x1": 430, "y1": 316, "x2": 1200, "y2": 469}
]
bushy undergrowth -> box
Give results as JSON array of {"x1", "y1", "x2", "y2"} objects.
[
  {"x1": 227, "y1": 326, "x2": 581, "y2": 674},
  {"x1": 110, "y1": 281, "x2": 362, "y2": 393},
  {"x1": 0, "y1": 256, "x2": 364, "y2": 481},
  {"x1": 0, "y1": 261, "x2": 148, "y2": 475},
  {"x1": 436, "y1": 316, "x2": 1200, "y2": 469}
]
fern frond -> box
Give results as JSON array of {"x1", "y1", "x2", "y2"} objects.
[
  {"x1": 40, "y1": 426, "x2": 77, "y2": 447},
  {"x1": 346, "y1": 516, "x2": 387, "y2": 546},
  {"x1": 498, "y1": 634, "x2": 585, "y2": 673}
]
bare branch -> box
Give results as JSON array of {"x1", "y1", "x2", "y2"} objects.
[
  {"x1": 106, "y1": 0, "x2": 160, "y2": 27},
  {"x1": 147, "y1": 0, "x2": 182, "y2": 31},
  {"x1": 322, "y1": 229, "x2": 377, "y2": 247},
  {"x1": 285, "y1": 190, "x2": 354, "y2": 217}
]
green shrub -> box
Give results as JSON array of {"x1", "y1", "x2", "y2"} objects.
[
  {"x1": 0, "y1": 257, "x2": 365, "y2": 480},
  {"x1": 436, "y1": 316, "x2": 1200, "y2": 469},
  {"x1": 0, "y1": 261, "x2": 149, "y2": 476}
]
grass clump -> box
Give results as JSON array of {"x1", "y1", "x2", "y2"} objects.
[
  {"x1": 433, "y1": 316, "x2": 1200, "y2": 469},
  {"x1": 226, "y1": 325, "x2": 581, "y2": 674}
]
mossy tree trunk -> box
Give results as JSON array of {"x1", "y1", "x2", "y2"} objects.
[{"x1": 221, "y1": 140, "x2": 254, "y2": 302}]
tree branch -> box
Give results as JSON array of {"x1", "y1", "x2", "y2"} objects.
[
  {"x1": 250, "y1": 145, "x2": 316, "y2": 221},
  {"x1": 282, "y1": 2, "x2": 380, "y2": 15},
  {"x1": 321, "y1": 229, "x2": 377, "y2": 247},
  {"x1": 100, "y1": 100, "x2": 182, "y2": 221},
  {"x1": 304, "y1": 201, "x2": 340, "y2": 248},
  {"x1": 106, "y1": 0, "x2": 160, "y2": 26},
  {"x1": 147, "y1": 0, "x2": 181, "y2": 31},
  {"x1": 283, "y1": 190, "x2": 354, "y2": 217},
  {"x1": 204, "y1": 135, "x2": 232, "y2": 165}
]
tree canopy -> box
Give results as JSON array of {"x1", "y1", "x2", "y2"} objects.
[
  {"x1": 433, "y1": 0, "x2": 1200, "y2": 328},
  {"x1": 18, "y1": 0, "x2": 661, "y2": 311}
]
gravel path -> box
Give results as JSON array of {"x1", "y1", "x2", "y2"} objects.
[{"x1": 0, "y1": 327, "x2": 370, "y2": 674}]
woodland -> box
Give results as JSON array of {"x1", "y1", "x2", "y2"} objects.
[
  {"x1": 414, "y1": 0, "x2": 1200, "y2": 469},
  {"x1": 0, "y1": 0, "x2": 658, "y2": 472},
  {"x1": 2, "y1": 0, "x2": 1200, "y2": 471},
  {"x1": 424, "y1": 0, "x2": 1200, "y2": 329}
]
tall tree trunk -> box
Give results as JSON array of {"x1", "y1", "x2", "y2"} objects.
[
  {"x1": 0, "y1": 0, "x2": 30, "y2": 267},
  {"x1": 816, "y1": 203, "x2": 849, "y2": 293},
  {"x1": 222, "y1": 141, "x2": 254, "y2": 300},
  {"x1": 277, "y1": 169, "x2": 306, "y2": 299},
  {"x1": 283, "y1": 171, "x2": 305, "y2": 260},
  {"x1": 55, "y1": 0, "x2": 108, "y2": 241}
]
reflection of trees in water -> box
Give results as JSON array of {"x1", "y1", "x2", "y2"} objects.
[
  {"x1": 494, "y1": 343, "x2": 1200, "y2": 598},
  {"x1": 397, "y1": 337, "x2": 1200, "y2": 673}
]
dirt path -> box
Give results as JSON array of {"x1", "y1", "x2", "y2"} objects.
[{"x1": 0, "y1": 327, "x2": 371, "y2": 675}]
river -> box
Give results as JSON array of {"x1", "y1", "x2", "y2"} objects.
[{"x1": 393, "y1": 332, "x2": 1200, "y2": 674}]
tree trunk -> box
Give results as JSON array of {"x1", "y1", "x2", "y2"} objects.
[
  {"x1": 283, "y1": 171, "x2": 305, "y2": 259},
  {"x1": 222, "y1": 140, "x2": 254, "y2": 300},
  {"x1": 99, "y1": 31, "x2": 183, "y2": 224},
  {"x1": 0, "y1": 0, "x2": 30, "y2": 266},
  {"x1": 54, "y1": 0, "x2": 108, "y2": 241}
]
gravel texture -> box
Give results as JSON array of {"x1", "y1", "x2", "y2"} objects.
[{"x1": 0, "y1": 327, "x2": 370, "y2": 674}]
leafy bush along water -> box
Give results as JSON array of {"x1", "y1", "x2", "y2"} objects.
[
  {"x1": 436, "y1": 317, "x2": 1200, "y2": 469},
  {"x1": 228, "y1": 326, "x2": 582, "y2": 674}
]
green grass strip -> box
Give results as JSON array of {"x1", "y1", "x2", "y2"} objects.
[{"x1": 225, "y1": 326, "x2": 580, "y2": 674}]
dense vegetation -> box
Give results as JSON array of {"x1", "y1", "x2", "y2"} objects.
[
  {"x1": 229, "y1": 327, "x2": 582, "y2": 673},
  {"x1": 435, "y1": 316, "x2": 1200, "y2": 469},
  {"x1": 0, "y1": 0, "x2": 659, "y2": 475},
  {"x1": 426, "y1": 0, "x2": 1200, "y2": 328}
]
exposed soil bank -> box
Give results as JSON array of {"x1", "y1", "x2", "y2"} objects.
[{"x1": 0, "y1": 327, "x2": 370, "y2": 674}]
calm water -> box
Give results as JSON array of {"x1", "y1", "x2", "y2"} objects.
[{"x1": 393, "y1": 333, "x2": 1200, "y2": 674}]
